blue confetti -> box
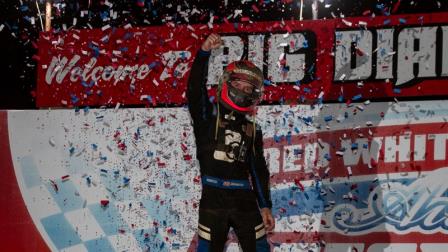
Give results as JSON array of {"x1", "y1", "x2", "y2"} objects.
[
  {"x1": 302, "y1": 40, "x2": 309, "y2": 48},
  {"x1": 148, "y1": 62, "x2": 158, "y2": 69},
  {"x1": 294, "y1": 148, "x2": 303, "y2": 155},
  {"x1": 123, "y1": 177, "x2": 130, "y2": 185},
  {"x1": 70, "y1": 94, "x2": 79, "y2": 104},
  {"x1": 274, "y1": 134, "x2": 282, "y2": 143},
  {"x1": 302, "y1": 116, "x2": 313, "y2": 124},
  {"x1": 376, "y1": 4, "x2": 385, "y2": 9},
  {"x1": 123, "y1": 32, "x2": 133, "y2": 40},
  {"x1": 20, "y1": 5, "x2": 29, "y2": 12},
  {"x1": 100, "y1": 11, "x2": 109, "y2": 20},
  {"x1": 286, "y1": 131, "x2": 292, "y2": 145},
  {"x1": 352, "y1": 94, "x2": 362, "y2": 101}
]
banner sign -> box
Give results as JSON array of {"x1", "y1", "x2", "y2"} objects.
[
  {"x1": 4, "y1": 100, "x2": 448, "y2": 251},
  {"x1": 37, "y1": 12, "x2": 448, "y2": 108}
]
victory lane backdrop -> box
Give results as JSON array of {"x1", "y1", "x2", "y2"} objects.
[
  {"x1": 0, "y1": 11, "x2": 448, "y2": 252},
  {"x1": 38, "y1": 12, "x2": 448, "y2": 108},
  {"x1": 3, "y1": 100, "x2": 448, "y2": 251}
]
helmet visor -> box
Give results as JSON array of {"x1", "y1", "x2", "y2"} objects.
[{"x1": 227, "y1": 81, "x2": 262, "y2": 108}]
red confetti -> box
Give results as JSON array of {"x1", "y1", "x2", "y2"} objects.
[
  {"x1": 294, "y1": 178, "x2": 305, "y2": 191},
  {"x1": 355, "y1": 47, "x2": 364, "y2": 56},
  {"x1": 392, "y1": 0, "x2": 401, "y2": 13},
  {"x1": 251, "y1": 4, "x2": 259, "y2": 13},
  {"x1": 100, "y1": 200, "x2": 109, "y2": 207},
  {"x1": 346, "y1": 99, "x2": 352, "y2": 107},
  {"x1": 193, "y1": 176, "x2": 201, "y2": 184},
  {"x1": 362, "y1": 10, "x2": 371, "y2": 16}
]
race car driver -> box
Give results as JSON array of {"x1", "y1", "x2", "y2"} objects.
[{"x1": 186, "y1": 33, "x2": 275, "y2": 252}]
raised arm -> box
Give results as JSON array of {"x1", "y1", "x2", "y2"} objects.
[{"x1": 186, "y1": 33, "x2": 222, "y2": 124}]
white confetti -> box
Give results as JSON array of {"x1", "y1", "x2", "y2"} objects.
[
  {"x1": 114, "y1": 103, "x2": 121, "y2": 112},
  {"x1": 359, "y1": 21, "x2": 368, "y2": 26},
  {"x1": 342, "y1": 19, "x2": 352, "y2": 27},
  {"x1": 101, "y1": 24, "x2": 111, "y2": 31},
  {"x1": 347, "y1": 166, "x2": 353, "y2": 176}
]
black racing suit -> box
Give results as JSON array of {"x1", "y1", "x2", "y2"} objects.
[{"x1": 187, "y1": 49, "x2": 272, "y2": 252}]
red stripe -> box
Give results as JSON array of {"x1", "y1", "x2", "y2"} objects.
[
  {"x1": 265, "y1": 122, "x2": 448, "y2": 184},
  {"x1": 0, "y1": 111, "x2": 50, "y2": 251},
  {"x1": 187, "y1": 231, "x2": 447, "y2": 251},
  {"x1": 268, "y1": 231, "x2": 448, "y2": 243}
]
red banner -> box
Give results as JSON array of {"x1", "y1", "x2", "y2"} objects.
[{"x1": 37, "y1": 12, "x2": 448, "y2": 108}]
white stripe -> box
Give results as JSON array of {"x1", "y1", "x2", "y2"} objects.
[
  {"x1": 255, "y1": 227, "x2": 266, "y2": 239},
  {"x1": 255, "y1": 223, "x2": 264, "y2": 231},
  {"x1": 198, "y1": 228, "x2": 211, "y2": 241},
  {"x1": 199, "y1": 223, "x2": 211, "y2": 232}
]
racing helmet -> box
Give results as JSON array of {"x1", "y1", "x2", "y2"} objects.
[{"x1": 217, "y1": 60, "x2": 264, "y2": 113}]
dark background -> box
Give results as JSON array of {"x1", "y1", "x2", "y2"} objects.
[{"x1": 1, "y1": 0, "x2": 446, "y2": 109}]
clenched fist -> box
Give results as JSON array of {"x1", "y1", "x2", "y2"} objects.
[{"x1": 201, "y1": 33, "x2": 223, "y2": 52}]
